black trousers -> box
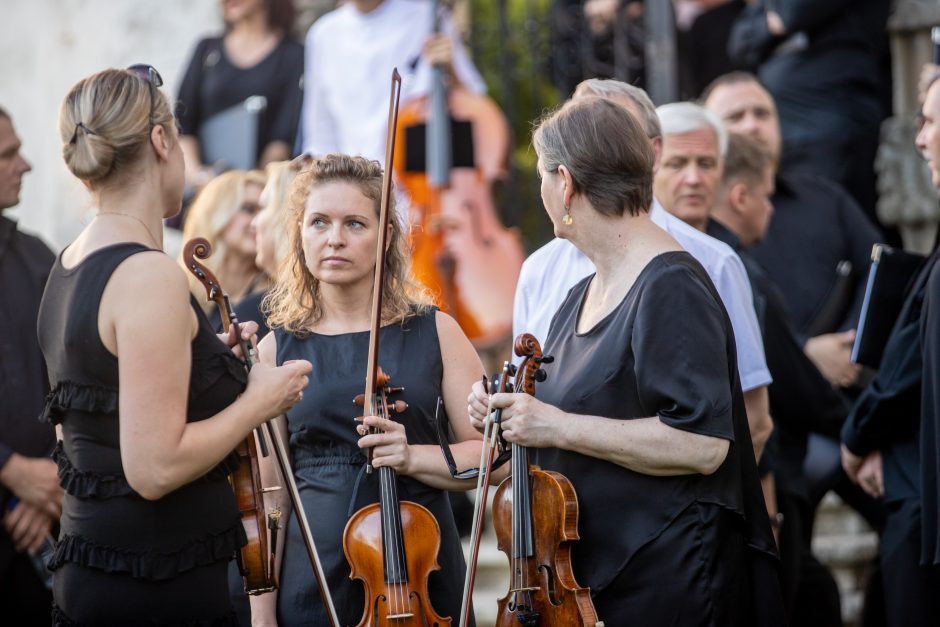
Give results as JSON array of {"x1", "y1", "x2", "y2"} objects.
[
  {"x1": 881, "y1": 498, "x2": 940, "y2": 627},
  {"x1": 0, "y1": 542, "x2": 53, "y2": 626}
]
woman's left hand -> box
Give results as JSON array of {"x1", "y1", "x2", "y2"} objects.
[
  {"x1": 218, "y1": 321, "x2": 259, "y2": 359},
  {"x1": 489, "y1": 392, "x2": 565, "y2": 449},
  {"x1": 358, "y1": 415, "x2": 411, "y2": 474}
]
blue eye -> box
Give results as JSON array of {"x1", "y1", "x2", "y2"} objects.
[
  {"x1": 348, "y1": 220, "x2": 365, "y2": 229},
  {"x1": 311, "y1": 217, "x2": 326, "y2": 228}
]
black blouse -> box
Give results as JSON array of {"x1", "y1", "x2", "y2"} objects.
[
  {"x1": 534, "y1": 251, "x2": 776, "y2": 593},
  {"x1": 177, "y1": 36, "x2": 304, "y2": 164}
]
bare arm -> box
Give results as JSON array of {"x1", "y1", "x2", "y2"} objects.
[
  {"x1": 361, "y1": 312, "x2": 484, "y2": 491},
  {"x1": 258, "y1": 141, "x2": 291, "y2": 169},
  {"x1": 743, "y1": 386, "x2": 773, "y2": 462},
  {"x1": 468, "y1": 385, "x2": 729, "y2": 477},
  {"x1": 103, "y1": 253, "x2": 310, "y2": 500},
  {"x1": 179, "y1": 135, "x2": 215, "y2": 190}
]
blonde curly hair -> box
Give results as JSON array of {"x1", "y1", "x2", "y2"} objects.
[{"x1": 264, "y1": 154, "x2": 432, "y2": 335}]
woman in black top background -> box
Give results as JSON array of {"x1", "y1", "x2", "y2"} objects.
[
  {"x1": 39, "y1": 65, "x2": 310, "y2": 625},
  {"x1": 468, "y1": 96, "x2": 782, "y2": 625},
  {"x1": 177, "y1": 0, "x2": 303, "y2": 193}
]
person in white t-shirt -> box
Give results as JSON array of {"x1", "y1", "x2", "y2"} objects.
[
  {"x1": 301, "y1": 0, "x2": 486, "y2": 161},
  {"x1": 513, "y1": 79, "x2": 773, "y2": 460}
]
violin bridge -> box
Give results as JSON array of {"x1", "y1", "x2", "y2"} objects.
[
  {"x1": 384, "y1": 612, "x2": 415, "y2": 620},
  {"x1": 508, "y1": 586, "x2": 541, "y2": 593}
]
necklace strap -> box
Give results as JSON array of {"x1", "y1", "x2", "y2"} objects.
[{"x1": 96, "y1": 211, "x2": 162, "y2": 249}]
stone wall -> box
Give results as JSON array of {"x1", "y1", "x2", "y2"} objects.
[{"x1": 0, "y1": 0, "x2": 225, "y2": 249}]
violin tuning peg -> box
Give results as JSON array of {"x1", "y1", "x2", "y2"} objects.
[
  {"x1": 538, "y1": 355, "x2": 555, "y2": 364},
  {"x1": 353, "y1": 394, "x2": 365, "y2": 406},
  {"x1": 534, "y1": 369, "x2": 547, "y2": 383},
  {"x1": 388, "y1": 386, "x2": 405, "y2": 394},
  {"x1": 353, "y1": 415, "x2": 365, "y2": 423},
  {"x1": 507, "y1": 364, "x2": 518, "y2": 376},
  {"x1": 392, "y1": 400, "x2": 408, "y2": 413}
]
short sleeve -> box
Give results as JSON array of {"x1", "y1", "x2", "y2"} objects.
[
  {"x1": 633, "y1": 262, "x2": 735, "y2": 441},
  {"x1": 712, "y1": 252, "x2": 772, "y2": 391},
  {"x1": 176, "y1": 38, "x2": 210, "y2": 137}
]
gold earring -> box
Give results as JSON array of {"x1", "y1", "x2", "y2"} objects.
[{"x1": 562, "y1": 204, "x2": 573, "y2": 225}]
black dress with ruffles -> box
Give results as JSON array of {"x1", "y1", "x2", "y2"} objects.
[{"x1": 37, "y1": 243, "x2": 248, "y2": 626}]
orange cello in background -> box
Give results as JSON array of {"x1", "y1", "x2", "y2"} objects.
[
  {"x1": 393, "y1": 0, "x2": 525, "y2": 351},
  {"x1": 491, "y1": 334, "x2": 604, "y2": 627}
]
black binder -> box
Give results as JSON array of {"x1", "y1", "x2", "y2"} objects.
[{"x1": 851, "y1": 243, "x2": 926, "y2": 368}]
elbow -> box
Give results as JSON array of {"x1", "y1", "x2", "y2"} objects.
[
  {"x1": 126, "y1": 469, "x2": 176, "y2": 501},
  {"x1": 697, "y1": 439, "x2": 730, "y2": 476}
]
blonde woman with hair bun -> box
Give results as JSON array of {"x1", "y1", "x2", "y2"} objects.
[
  {"x1": 249, "y1": 154, "x2": 484, "y2": 626},
  {"x1": 37, "y1": 65, "x2": 311, "y2": 625},
  {"x1": 181, "y1": 169, "x2": 267, "y2": 329}
]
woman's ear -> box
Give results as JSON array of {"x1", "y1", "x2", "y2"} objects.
[
  {"x1": 150, "y1": 124, "x2": 174, "y2": 163},
  {"x1": 558, "y1": 164, "x2": 575, "y2": 208},
  {"x1": 385, "y1": 223, "x2": 394, "y2": 251}
]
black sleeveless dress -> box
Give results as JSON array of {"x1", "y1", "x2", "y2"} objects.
[
  {"x1": 535, "y1": 251, "x2": 783, "y2": 626},
  {"x1": 274, "y1": 310, "x2": 469, "y2": 627},
  {"x1": 37, "y1": 243, "x2": 248, "y2": 626}
]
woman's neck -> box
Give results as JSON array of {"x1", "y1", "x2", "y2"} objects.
[
  {"x1": 228, "y1": 10, "x2": 273, "y2": 39},
  {"x1": 577, "y1": 212, "x2": 672, "y2": 295},
  {"x1": 315, "y1": 277, "x2": 377, "y2": 333},
  {"x1": 94, "y1": 183, "x2": 166, "y2": 249},
  {"x1": 220, "y1": 253, "x2": 260, "y2": 300}
]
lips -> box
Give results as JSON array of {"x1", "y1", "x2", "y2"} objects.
[{"x1": 322, "y1": 256, "x2": 350, "y2": 264}]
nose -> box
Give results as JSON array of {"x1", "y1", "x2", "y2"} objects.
[
  {"x1": 916, "y1": 125, "x2": 928, "y2": 153},
  {"x1": 327, "y1": 224, "x2": 345, "y2": 248},
  {"x1": 682, "y1": 164, "x2": 703, "y2": 186},
  {"x1": 16, "y1": 155, "x2": 31, "y2": 175}
]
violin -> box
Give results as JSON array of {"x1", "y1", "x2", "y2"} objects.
[
  {"x1": 393, "y1": 0, "x2": 524, "y2": 350},
  {"x1": 491, "y1": 334, "x2": 604, "y2": 627},
  {"x1": 183, "y1": 238, "x2": 341, "y2": 625},
  {"x1": 342, "y1": 68, "x2": 452, "y2": 627}
]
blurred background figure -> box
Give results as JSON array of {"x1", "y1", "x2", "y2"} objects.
[
  {"x1": 175, "y1": 0, "x2": 303, "y2": 224},
  {"x1": 234, "y1": 155, "x2": 310, "y2": 341},
  {"x1": 0, "y1": 106, "x2": 61, "y2": 627},
  {"x1": 727, "y1": 0, "x2": 893, "y2": 241},
  {"x1": 181, "y1": 169, "x2": 267, "y2": 330}
]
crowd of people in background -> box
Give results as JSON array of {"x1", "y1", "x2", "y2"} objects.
[{"x1": 2, "y1": 0, "x2": 940, "y2": 625}]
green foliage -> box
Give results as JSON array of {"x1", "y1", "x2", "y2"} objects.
[{"x1": 466, "y1": 0, "x2": 563, "y2": 249}]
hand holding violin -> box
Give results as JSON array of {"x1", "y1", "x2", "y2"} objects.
[
  {"x1": 243, "y1": 359, "x2": 312, "y2": 424},
  {"x1": 357, "y1": 415, "x2": 412, "y2": 474},
  {"x1": 467, "y1": 381, "x2": 566, "y2": 449},
  {"x1": 422, "y1": 33, "x2": 456, "y2": 79}
]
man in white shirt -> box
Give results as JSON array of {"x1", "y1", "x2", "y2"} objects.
[
  {"x1": 513, "y1": 80, "x2": 773, "y2": 458},
  {"x1": 302, "y1": 0, "x2": 486, "y2": 161}
]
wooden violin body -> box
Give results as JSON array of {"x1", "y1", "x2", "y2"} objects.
[
  {"x1": 182, "y1": 237, "x2": 277, "y2": 594},
  {"x1": 230, "y1": 435, "x2": 276, "y2": 593},
  {"x1": 492, "y1": 468, "x2": 599, "y2": 626},
  {"x1": 344, "y1": 499, "x2": 451, "y2": 627},
  {"x1": 487, "y1": 334, "x2": 603, "y2": 627}
]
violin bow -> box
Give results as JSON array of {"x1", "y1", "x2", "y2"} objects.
[
  {"x1": 182, "y1": 239, "x2": 341, "y2": 627},
  {"x1": 361, "y1": 68, "x2": 403, "y2": 474},
  {"x1": 459, "y1": 362, "x2": 512, "y2": 627}
]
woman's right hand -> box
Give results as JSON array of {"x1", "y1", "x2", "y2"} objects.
[{"x1": 244, "y1": 359, "x2": 312, "y2": 424}]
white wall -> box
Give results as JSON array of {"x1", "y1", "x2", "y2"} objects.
[{"x1": 0, "y1": 0, "x2": 223, "y2": 250}]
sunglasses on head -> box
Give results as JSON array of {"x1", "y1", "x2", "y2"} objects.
[{"x1": 126, "y1": 64, "x2": 164, "y2": 129}]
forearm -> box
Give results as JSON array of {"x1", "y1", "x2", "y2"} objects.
[
  {"x1": 126, "y1": 394, "x2": 266, "y2": 499},
  {"x1": 557, "y1": 414, "x2": 729, "y2": 476},
  {"x1": 743, "y1": 386, "x2": 772, "y2": 462},
  {"x1": 406, "y1": 441, "x2": 485, "y2": 491},
  {"x1": 259, "y1": 141, "x2": 291, "y2": 168}
]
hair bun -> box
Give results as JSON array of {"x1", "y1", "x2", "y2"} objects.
[{"x1": 63, "y1": 125, "x2": 117, "y2": 182}]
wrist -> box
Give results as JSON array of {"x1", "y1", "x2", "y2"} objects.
[{"x1": 0, "y1": 452, "x2": 22, "y2": 487}]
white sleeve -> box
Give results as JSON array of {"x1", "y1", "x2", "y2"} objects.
[
  {"x1": 513, "y1": 259, "x2": 533, "y2": 346},
  {"x1": 302, "y1": 25, "x2": 339, "y2": 157},
  {"x1": 713, "y1": 253, "x2": 773, "y2": 392}
]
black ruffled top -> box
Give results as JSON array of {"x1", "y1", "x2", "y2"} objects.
[{"x1": 36, "y1": 243, "x2": 248, "y2": 587}]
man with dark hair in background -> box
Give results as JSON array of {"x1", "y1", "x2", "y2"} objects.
[{"x1": 0, "y1": 107, "x2": 61, "y2": 625}]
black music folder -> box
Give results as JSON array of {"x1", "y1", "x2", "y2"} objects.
[{"x1": 851, "y1": 243, "x2": 926, "y2": 368}]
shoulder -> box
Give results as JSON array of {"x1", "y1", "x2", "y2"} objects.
[
  {"x1": 12, "y1": 227, "x2": 55, "y2": 269},
  {"x1": 520, "y1": 238, "x2": 590, "y2": 283},
  {"x1": 637, "y1": 254, "x2": 726, "y2": 320},
  {"x1": 278, "y1": 36, "x2": 305, "y2": 59},
  {"x1": 112, "y1": 251, "x2": 189, "y2": 299}
]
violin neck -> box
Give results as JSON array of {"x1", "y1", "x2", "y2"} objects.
[
  {"x1": 511, "y1": 442, "x2": 535, "y2": 560},
  {"x1": 378, "y1": 444, "x2": 410, "y2": 585}
]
